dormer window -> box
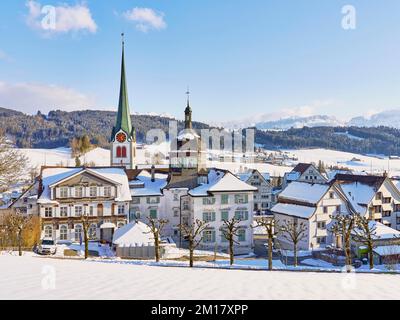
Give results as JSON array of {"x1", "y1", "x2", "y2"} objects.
[
  {"x1": 60, "y1": 187, "x2": 68, "y2": 198},
  {"x1": 75, "y1": 186, "x2": 83, "y2": 198},
  {"x1": 104, "y1": 186, "x2": 111, "y2": 197},
  {"x1": 90, "y1": 186, "x2": 97, "y2": 197}
]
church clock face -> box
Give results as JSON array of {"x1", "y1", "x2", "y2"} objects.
[{"x1": 116, "y1": 132, "x2": 127, "y2": 143}]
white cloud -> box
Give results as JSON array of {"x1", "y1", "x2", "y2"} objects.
[
  {"x1": 26, "y1": 0, "x2": 97, "y2": 35},
  {"x1": 0, "y1": 81, "x2": 96, "y2": 114},
  {"x1": 123, "y1": 7, "x2": 167, "y2": 32}
]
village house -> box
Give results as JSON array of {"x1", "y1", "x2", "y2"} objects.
[
  {"x1": 351, "y1": 220, "x2": 400, "y2": 262},
  {"x1": 36, "y1": 167, "x2": 131, "y2": 242},
  {"x1": 334, "y1": 174, "x2": 400, "y2": 230},
  {"x1": 237, "y1": 169, "x2": 275, "y2": 215},
  {"x1": 272, "y1": 181, "x2": 352, "y2": 251},
  {"x1": 282, "y1": 163, "x2": 327, "y2": 188}
]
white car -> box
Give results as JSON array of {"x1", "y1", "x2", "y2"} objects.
[{"x1": 37, "y1": 238, "x2": 57, "y2": 255}]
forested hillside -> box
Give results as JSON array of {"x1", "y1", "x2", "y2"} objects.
[
  {"x1": 255, "y1": 126, "x2": 400, "y2": 156},
  {"x1": 0, "y1": 107, "x2": 210, "y2": 149},
  {"x1": 2, "y1": 107, "x2": 400, "y2": 156}
]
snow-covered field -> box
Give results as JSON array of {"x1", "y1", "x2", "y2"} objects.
[
  {"x1": 283, "y1": 148, "x2": 399, "y2": 176},
  {"x1": 1, "y1": 255, "x2": 400, "y2": 300},
  {"x1": 20, "y1": 146, "x2": 400, "y2": 177},
  {"x1": 16, "y1": 145, "x2": 400, "y2": 180}
]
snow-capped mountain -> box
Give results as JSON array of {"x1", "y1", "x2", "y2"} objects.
[
  {"x1": 214, "y1": 114, "x2": 345, "y2": 130},
  {"x1": 255, "y1": 115, "x2": 345, "y2": 130},
  {"x1": 215, "y1": 109, "x2": 400, "y2": 130},
  {"x1": 348, "y1": 109, "x2": 400, "y2": 128}
]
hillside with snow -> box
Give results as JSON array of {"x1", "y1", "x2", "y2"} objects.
[{"x1": 19, "y1": 145, "x2": 400, "y2": 178}]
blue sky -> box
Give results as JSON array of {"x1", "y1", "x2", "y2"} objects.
[{"x1": 0, "y1": 0, "x2": 399, "y2": 122}]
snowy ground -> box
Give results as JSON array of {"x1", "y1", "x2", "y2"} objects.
[
  {"x1": 1, "y1": 254, "x2": 400, "y2": 300},
  {"x1": 19, "y1": 146, "x2": 400, "y2": 177},
  {"x1": 282, "y1": 148, "x2": 400, "y2": 176}
]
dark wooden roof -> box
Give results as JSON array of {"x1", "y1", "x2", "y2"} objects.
[
  {"x1": 334, "y1": 174, "x2": 386, "y2": 186},
  {"x1": 291, "y1": 163, "x2": 312, "y2": 174}
]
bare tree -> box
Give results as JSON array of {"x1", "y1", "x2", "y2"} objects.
[
  {"x1": 179, "y1": 219, "x2": 209, "y2": 267},
  {"x1": 4, "y1": 209, "x2": 34, "y2": 256},
  {"x1": 352, "y1": 214, "x2": 377, "y2": 270},
  {"x1": 280, "y1": 219, "x2": 307, "y2": 267},
  {"x1": 254, "y1": 217, "x2": 281, "y2": 270},
  {"x1": 0, "y1": 133, "x2": 28, "y2": 192},
  {"x1": 80, "y1": 212, "x2": 91, "y2": 259},
  {"x1": 146, "y1": 218, "x2": 169, "y2": 262},
  {"x1": 330, "y1": 214, "x2": 357, "y2": 272},
  {"x1": 221, "y1": 217, "x2": 241, "y2": 265}
]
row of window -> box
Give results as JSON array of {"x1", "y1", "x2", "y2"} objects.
[
  {"x1": 130, "y1": 209, "x2": 158, "y2": 221},
  {"x1": 375, "y1": 193, "x2": 392, "y2": 203},
  {"x1": 59, "y1": 186, "x2": 112, "y2": 198},
  {"x1": 203, "y1": 194, "x2": 249, "y2": 205},
  {"x1": 203, "y1": 229, "x2": 247, "y2": 243},
  {"x1": 322, "y1": 205, "x2": 341, "y2": 214},
  {"x1": 44, "y1": 204, "x2": 125, "y2": 217},
  {"x1": 44, "y1": 223, "x2": 125, "y2": 241},
  {"x1": 202, "y1": 210, "x2": 249, "y2": 222},
  {"x1": 371, "y1": 204, "x2": 400, "y2": 213}
]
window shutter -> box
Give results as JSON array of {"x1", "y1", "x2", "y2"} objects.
[
  {"x1": 212, "y1": 212, "x2": 216, "y2": 221},
  {"x1": 203, "y1": 212, "x2": 207, "y2": 222},
  {"x1": 245, "y1": 212, "x2": 249, "y2": 220},
  {"x1": 235, "y1": 212, "x2": 239, "y2": 220},
  {"x1": 55, "y1": 187, "x2": 60, "y2": 198},
  {"x1": 212, "y1": 231, "x2": 216, "y2": 242},
  {"x1": 244, "y1": 194, "x2": 248, "y2": 203}
]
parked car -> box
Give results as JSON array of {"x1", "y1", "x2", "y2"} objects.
[{"x1": 37, "y1": 238, "x2": 57, "y2": 255}]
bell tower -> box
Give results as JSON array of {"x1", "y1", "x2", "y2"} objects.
[{"x1": 111, "y1": 34, "x2": 136, "y2": 169}]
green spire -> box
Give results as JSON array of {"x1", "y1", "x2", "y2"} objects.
[{"x1": 114, "y1": 33, "x2": 133, "y2": 138}]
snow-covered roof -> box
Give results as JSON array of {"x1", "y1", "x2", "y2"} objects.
[
  {"x1": 177, "y1": 129, "x2": 200, "y2": 141},
  {"x1": 278, "y1": 181, "x2": 330, "y2": 204},
  {"x1": 272, "y1": 203, "x2": 316, "y2": 219},
  {"x1": 236, "y1": 171, "x2": 270, "y2": 183},
  {"x1": 130, "y1": 170, "x2": 168, "y2": 197},
  {"x1": 252, "y1": 221, "x2": 267, "y2": 235},
  {"x1": 112, "y1": 221, "x2": 154, "y2": 246},
  {"x1": 89, "y1": 168, "x2": 131, "y2": 202},
  {"x1": 236, "y1": 173, "x2": 251, "y2": 182},
  {"x1": 285, "y1": 171, "x2": 300, "y2": 181},
  {"x1": 325, "y1": 169, "x2": 353, "y2": 182},
  {"x1": 261, "y1": 173, "x2": 270, "y2": 181},
  {"x1": 373, "y1": 245, "x2": 400, "y2": 256},
  {"x1": 339, "y1": 182, "x2": 376, "y2": 214},
  {"x1": 189, "y1": 169, "x2": 257, "y2": 196},
  {"x1": 353, "y1": 221, "x2": 400, "y2": 240},
  {"x1": 38, "y1": 168, "x2": 82, "y2": 204},
  {"x1": 38, "y1": 167, "x2": 131, "y2": 204}
]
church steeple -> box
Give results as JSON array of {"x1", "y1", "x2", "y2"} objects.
[
  {"x1": 184, "y1": 88, "x2": 192, "y2": 129},
  {"x1": 111, "y1": 34, "x2": 136, "y2": 169},
  {"x1": 112, "y1": 33, "x2": 134, "y2": 140}
]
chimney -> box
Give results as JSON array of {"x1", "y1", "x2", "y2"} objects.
[{"x1": 151, "y1": 165, "x2": 155, "y2": 182}]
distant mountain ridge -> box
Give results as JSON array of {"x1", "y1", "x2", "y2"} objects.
[{"x1": 217, "y1": 109, "x2": 400, "y2": 130}]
